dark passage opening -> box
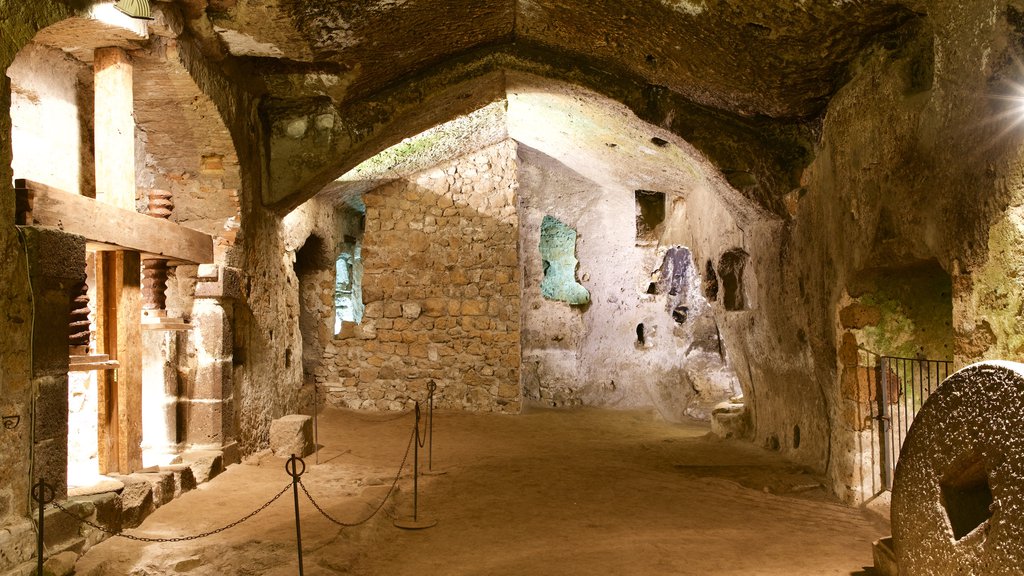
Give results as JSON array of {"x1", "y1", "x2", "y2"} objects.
[
  {"x1": 635, "y1": 190, "x2": 666, "y2": 244},
  {"x1": 718, "y1": 249, "x2": 748, "y2": 311}
]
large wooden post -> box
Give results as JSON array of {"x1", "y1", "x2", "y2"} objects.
[
  {"x1": 94, "y1": 47, "x2": 136, "y2": 208},
  {"x1": 94, "y1": 46, "x2": 143, "y2": 474}
]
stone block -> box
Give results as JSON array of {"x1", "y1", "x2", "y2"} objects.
[
  {"x1": 32, "y1": 439, "x2": 67, "y2": 501},
  {"x1": 194, "y1": 265, "x2": 243, "y2": 300},
  {"x1": 29, "y1": 285, "x2": 74, "y2": 377},
  {"x1": 182, "y1": 451, "x2": 223, "y2": 484},
  {"x1": 461, "y1": 300, "x2": 487, "y2": 316},
  {"x1": 159, "y1": 464, "x2": 197, "y2": 497},
  {"x1": 383, "y1": 302, "x2": 402, "y2": 318},
  {"x1": 401, "y1": 302, "x2": 421, "y2": 319},
  {"x1": 182, "y1": 400, "x2": 225, "y2": 446},
  {"x1": 38, "y1": 500, "x2": 90, "y2": 553},
  {"x1": 33, "y1": 377, "x2": 68, "y2": 442},
  {"x1": 112, "y1": 475, "x2": 154, "y2": 529},
  {"x1": 0, "y1": 519, "x2": 35, "y2": 572},
  {"x1": 191, "y1": 301, "x2": 231, "y2": 358},
  {"x1": 42, "y1": 551, "x2": 77, "y2": 576},
  {"x1": 193, "y1": 359, "x2": 231, "y2": 400},
  {"x1": 422, "y1": 298, "x2": 446, "y2": 317},
  {"x1": 221, "y1": 441, "x2": 241, "y2": 466},
  {"x1": 269, "y1": 415, "x2": 314, "y2": 458},
  {"x1": 135, "y1": 471, "x2": 175, "y2": 507},
  {"x1": 19, "y1": 227, "x2": 85, "y2": 290},
  {"x1": 73, "y1": 492, "x2": 121, "y2": 538}
]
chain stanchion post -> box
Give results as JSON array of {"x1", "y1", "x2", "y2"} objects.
[
  {"x1": 423, "y1": 380, "x2": 446, "y2": 476},
  {"x1": 286, "y1": 455, "x2": 306, "y2": 576},
  {"x1": 394, "y1": 402, "x2": 436, "y2": 530},
  {"x1": 32, "y1": 478, "x2": 54, "y2": 576}
]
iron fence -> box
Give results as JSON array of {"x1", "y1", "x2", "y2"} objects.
[{"x1": 859, "y1": 349, "x2": 952, "y2": 490}]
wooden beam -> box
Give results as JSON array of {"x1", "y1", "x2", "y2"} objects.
[
  {"x1": 16, "y1": 179, "x2": 214, "y2": 264},
  {"x1": 95, "y1": 251, "x2": 144, "y2": 474}
]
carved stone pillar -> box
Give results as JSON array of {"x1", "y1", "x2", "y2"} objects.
[
  {"x1": 185, "y1": 264, "x2": 241, "y2": 461},
  {"x1": 20, "y1": 227, "x2": 88, "y2": 500}
]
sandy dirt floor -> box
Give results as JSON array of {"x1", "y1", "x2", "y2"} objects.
[{"x1": 74, "y1": 406, "x2": 885, "y2": 575}]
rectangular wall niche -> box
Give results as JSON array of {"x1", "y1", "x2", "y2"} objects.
[
  {"x1": 539, "y1": 215, "x2": 590, "y2": 305},
  {"x1": 635, "y1": 190, "x2": 666, "y2": 244}
]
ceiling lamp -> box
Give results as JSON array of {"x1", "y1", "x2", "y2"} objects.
[{"x1": 114, "y1": 0, "x2": 154, "y2": 20}]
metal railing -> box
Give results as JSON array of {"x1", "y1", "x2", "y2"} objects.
[{"x1": 859, "y1": 349, "x2": 952, "y2": 490}]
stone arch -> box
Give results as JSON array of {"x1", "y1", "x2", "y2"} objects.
[{"x1": 262, "y1": 46, "x2": 810, "y2": 216}]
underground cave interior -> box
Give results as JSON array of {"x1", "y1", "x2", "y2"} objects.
[{"x1": 9, "y1": 1, "x2": 1024, "y2": 574}]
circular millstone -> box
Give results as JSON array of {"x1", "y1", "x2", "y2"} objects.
[{"x1": 892, "y1": 361, "x2": 1024, "y2": 575}]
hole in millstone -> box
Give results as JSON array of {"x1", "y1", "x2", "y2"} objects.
[
  {"x1": 636, "y1": 323, "x2": 646, "y2": 346},
  {"x1": 941, "y1": 454, "x2": 994, "y2": 540},
  {"x1": 793, "y1": 425, "x2": 801, "y2": 449}
]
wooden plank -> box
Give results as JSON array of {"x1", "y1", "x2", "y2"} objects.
[
  {"x1": 95, "y1": 251, "x2": 144, "y2": 474},
  {"x1": 115, "y1": 250, "x2": 144, "y2": 474},
  {"x1": 94, "y1": 47, "x2": 136, "y2": 211},
  {"x1": 15, "y1": 179, "x2": 213, "y2": 264},
  {"x1": 96, "y1": 253, "x2": 118, "y2": 475}
]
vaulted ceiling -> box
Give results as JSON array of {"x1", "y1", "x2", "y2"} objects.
[{"x1": 197, "y1": 0, "x2": 924, "y2": 120}]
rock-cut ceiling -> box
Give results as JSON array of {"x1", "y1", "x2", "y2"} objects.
[{"x1": 201, "y1": 0, "x2": 924, "y2": 120}]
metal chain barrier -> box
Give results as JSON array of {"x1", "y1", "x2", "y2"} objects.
[
  {"x1": 34, "y1": 388, "x2": 439, "y2": 574},
  {"x1": 50, "y1": 483, "x2": 292, "y2": 543},
  {"x1": 299, "y1": 424, "x2": 415, "y2": 527}
]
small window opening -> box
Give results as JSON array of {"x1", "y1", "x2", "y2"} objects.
[
  {"x1": 793, "y1": 425, "x2": 801, "y2": 449},
  {"x1": 941, "y1": 455, "x2": 994, "y2": 541},
  {"x1": 635, "y1": 190, "x2": 666, "y2": 244},
  {"x1": 334, "y1": 238, "x2": 363, "y2": 333},
  {"x1": 636, "y1": 323, "x2": 646, "y2": 345},
  {"x1": 718, "y1": 249, "x2": 748, "y2": 311},
  {"x1": 539, "y1": 215, "x2": 590, "y2": 305},
  {"x1": 650, "y1": 136, "x2": 669, "y2": 147}
]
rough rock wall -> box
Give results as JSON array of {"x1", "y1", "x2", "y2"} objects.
[
  {"x1": 322, "y1": 140, "x2": 522, "y2": 413},
  {"x1": 517, "y1": 145, "x2": 740, "y2": 418},
  {"x1": 0, "y1": 0, "x2": 76, "y2": 535},
  {"x1": 783, "y1": 2, "x2": 1023, "y2": 503}
]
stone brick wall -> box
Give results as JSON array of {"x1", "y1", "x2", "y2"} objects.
[{"x1": 322, "y1": 140, "x2": 522, "y2": 413}]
